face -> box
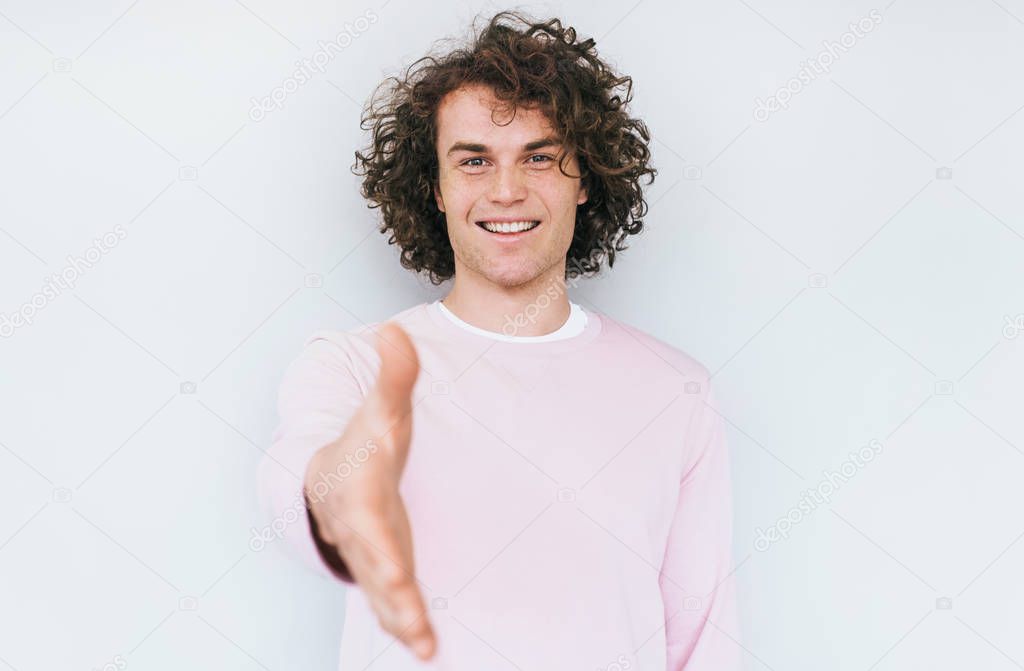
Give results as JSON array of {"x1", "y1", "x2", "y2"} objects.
[{"x1": 433, "y1": 84, "x2": 588, "y2": 289}]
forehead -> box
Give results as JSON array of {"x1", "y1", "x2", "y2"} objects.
[{"x1": 435, "y1": 85, "x2": 557, "y2": 146}]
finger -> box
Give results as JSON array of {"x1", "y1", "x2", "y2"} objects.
[
  {"x1": 379, "y1": 582, "x2": 436, "y2": 659},
  {"x1": 370, "y1": 322, "x2": 419, "y2": 415},
  {"x1": 370, "y1": 602, "x2": 436, "y2": 661},
  {"x1": 361, "y1": 568, "x2": 427, "y2": 637},
  {"x1": 339, "y1": 517, "x2": 417, "y2": 599},
  {"x1": 353, "y1": 529, "x2": 429, "y2": 623},
  {"x1": 397, "y1": 609, "x2": 437, "y2": 661},
  {"x1": 321, "y1": 510, "x2": 401, "y2": 596},
  {"x1": 334, "y1": 533, "x2": 420, "y2": 639},
  {"x1": 410, "y1": 631, "x2": 437, "y2": 661},
  {"x1": 333, "y1": 521, "x2": 436, "y2": 659}
]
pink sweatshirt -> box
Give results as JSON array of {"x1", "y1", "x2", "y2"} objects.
[{"x1": 258, "y1": 300, "x2": 741, "y2": 670}]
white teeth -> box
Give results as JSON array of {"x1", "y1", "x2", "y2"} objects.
[{"x1": 480, "y1": 220, "x2": 539, "y2": 233}]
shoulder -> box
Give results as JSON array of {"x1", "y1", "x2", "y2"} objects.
[
  {"x1": 595, "y1": 311, "x2": 713, "y2": 386},
  {"x1": 292, "y1": 302, "x2": 430, "y2": 374}
]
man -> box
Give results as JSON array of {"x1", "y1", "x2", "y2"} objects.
[{"x1": 258, "y1": 11, "x2": 740, "y2": 669}]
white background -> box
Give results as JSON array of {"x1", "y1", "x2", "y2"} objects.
[{"x1": 1, "y1": 1, "x2": 1023, "y2": 669}]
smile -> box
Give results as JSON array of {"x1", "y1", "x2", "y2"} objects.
[{"x1": 476, "y1": 220, "x2": 541, "y2": 234}]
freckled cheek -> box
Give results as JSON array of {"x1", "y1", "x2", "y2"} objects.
[
  {"x1": 446, "y1": 179, "x2": 485, "y2": 218},
  {"x1": 541, "y1": 185, "x2": 579, "y2": 218}
]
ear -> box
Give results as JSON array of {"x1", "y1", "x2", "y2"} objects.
[
  {"x1": 434, "y1": 182, "x2": 445, "y2": 213},
  {"x1": 577, "y1": 184, "x2": 588, "y2": 206}
]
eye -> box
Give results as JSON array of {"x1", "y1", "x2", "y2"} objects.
[{"x1": 459, "y1": 155, "x2": 553, "y2": 168}]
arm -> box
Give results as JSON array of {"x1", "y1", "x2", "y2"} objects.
[
  {"x1": 256, "y1": 334, "x2": 363, "y2": 583},
  {"x1": 259, "y1": 323, "x2": 437, "y2": 659},
  {"x1": 659, "y1": 379, "x2": 742, "y2": 670}
]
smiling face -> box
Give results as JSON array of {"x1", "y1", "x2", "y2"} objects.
[{"x1": 433, "y1": 84, "x2": 588, "y2": 290}]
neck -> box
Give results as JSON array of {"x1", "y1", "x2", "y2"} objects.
[{"x1": 442, "y1": 264, "x2": 572, "y2": 337}]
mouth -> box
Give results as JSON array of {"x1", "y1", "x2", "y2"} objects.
[{"x1": 475, "y1": 220, "x2": 542, "y2": 238}]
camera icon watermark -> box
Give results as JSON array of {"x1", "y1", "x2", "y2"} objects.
[
  {"x1": 178, "y1": 165, "x2": 198, "y2": 181},
  {"x1": 935, "y1": 166, "x2": 952, "y2": 180},
  {"x1": 934, "y1": 380, "x2": 954, "y2": 396},
  {"x1": 431, "y1": 380, "x2": 450, "y2": 395},
  {"x1": 52, "y1": 487, "x2": 73, "y2": 503},
  {"x1": 557, "y1": 488, "x2": 576, "y2": 503},
  {"x1": 304, "y1": 273, "x2": 323, "y2": 288},
  {"x1": 178, "y1": 596, "x2": 198, "y2": 611},
  {"x1": 682, "y1": 165, "x2": 702, "y2": 181},
  {"x1": 684, "y1": 381, "x2": 702, "y2": 394},
  {"x1": 431, "y1": 597, "x2": 448, "y2": 610},
  {"x1": 180, "y1": 381, "x2": 197, "y2": 394}
]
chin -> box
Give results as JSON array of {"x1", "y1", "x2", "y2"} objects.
[{"x1": 487, "y1": 263, "x2": 553, "y2": 289}]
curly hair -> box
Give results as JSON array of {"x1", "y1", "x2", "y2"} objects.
[{"x1": 351, "y1": 9, "x2": 657, "y2": 285}]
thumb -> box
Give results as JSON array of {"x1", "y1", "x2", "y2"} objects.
[{"x1": 370, "y1": 322, "x2": 420, "y2": 414}]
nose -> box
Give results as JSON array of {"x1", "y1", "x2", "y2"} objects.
[{"x1": 487, "y1": 164, "x2": 527, "y2": 205}]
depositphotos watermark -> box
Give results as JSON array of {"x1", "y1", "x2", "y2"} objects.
[
  {"x1": 91, "y1": 654, "x2": 126, "y2": 671},
  {"x1": 598, "y1": 654, "x2": 633, "y2": 671},
  {"x1": 753, "y1": 9, "x2": 883, "y2": 122},
  {"x1": 753, "y1": 438, "x2": 883, "y2": 552},
  {"x1": 249, "y1": 439, "x2": 378, "y2": 552},
  {"x1": 1002, "y1": 314, "x2": 1024, "y2": 339},
  {"x1": 500, "y1": 255, "x2": 593, "y2": 336},
  {"x1": 0, "y1": 224, "x2": 127, "y2": 338},
  {"x1": 248, "y1": 10, "x2": 379, "y2": 122}
]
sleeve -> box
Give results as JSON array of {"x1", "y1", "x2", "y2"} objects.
[
  {"x1": 255, "y1": 333, "x2": 370, "y2": 583},
  {"x1": 658, "y1": 379, "x2": 742, "y2": 670}
]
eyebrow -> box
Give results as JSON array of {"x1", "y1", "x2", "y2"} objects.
[{"x1": 446, "y1": 136, "x2": 560, "y2": 156}]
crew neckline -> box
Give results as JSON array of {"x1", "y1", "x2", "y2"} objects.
[
  {"x1": 436, "y1": 299, "x2": 586, "y2": 342},
  {"x1": 423, "y1": 299, "x2": 603, "y2": 356}
]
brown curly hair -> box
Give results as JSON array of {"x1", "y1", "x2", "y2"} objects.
[{"x1": 351, "y1": 9, "x2": 657, "y2": 285}]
